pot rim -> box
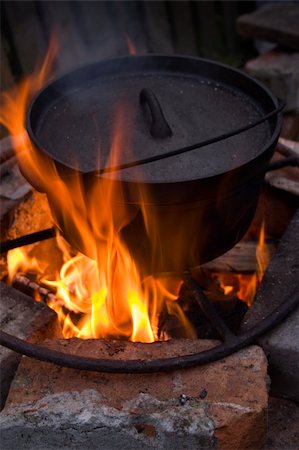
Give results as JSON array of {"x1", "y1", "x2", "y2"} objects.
[{"x1": 25, "y1": 53, "x2": 283, "y2": 186}]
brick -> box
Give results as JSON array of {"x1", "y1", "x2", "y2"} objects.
[{"x1": 0, "y1": 338, "x2": 268, "y2": 450}]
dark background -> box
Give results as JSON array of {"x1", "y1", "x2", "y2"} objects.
[{"x1": 1, "y1": 0, "x2": 256, "y2": 88}]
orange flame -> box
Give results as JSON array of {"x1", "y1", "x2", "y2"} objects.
[
  {"x1": 1, "y1": 42, "x2": 195, "y2": 343},
  {"x1": 1, "y1": 42, "x2": 270, "y2": 341},
  {"x1": 124, "y1": 33, "x2": 137, "y2": 55},
  {"x1": 215, "y1": 223, "x2": 270, "y2": 306},
  {"x1": 6, "y1": 247, "x2": 41, "y2": 284}
]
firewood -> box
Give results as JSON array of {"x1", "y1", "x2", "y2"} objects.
[
  {"x1": 278, "y1": 137, "x2": 299, "y2": 158},
  {"x1": 12, "y1": 272, "x2": 56, "y2": 304},
  {"x1": 200, "y1": 239, "x2": 277, "y2": 273}
]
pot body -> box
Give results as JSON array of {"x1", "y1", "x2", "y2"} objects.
[{"x1": 41, "y1": 139, "x2": 277, "y2": 274}]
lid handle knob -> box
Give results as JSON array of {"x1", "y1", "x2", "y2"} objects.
[{"x1": 140, "y1": 88, "x2": 173, "y2": 139}]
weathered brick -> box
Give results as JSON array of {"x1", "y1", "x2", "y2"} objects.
[{"x1": 1, "y1": 338, "x2": 268, "y2": 450}]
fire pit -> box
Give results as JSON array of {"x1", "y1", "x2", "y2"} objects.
[
  {"x1": 0, "y1": 36, "x2": 298, "y2": 450},
  {"x1": 0, "y1": 47, "x2": 297, "y2": 362}
]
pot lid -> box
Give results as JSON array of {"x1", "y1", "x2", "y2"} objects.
[{"x1": 27, "y1": 55, "x2": 279, "y2": 183}]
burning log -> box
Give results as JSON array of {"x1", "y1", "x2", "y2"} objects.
[
  {"x1": 201, "y1": 239, "x2": 277, "y2": 273},
  {"x1": 12, "y1": 272, "x2": 56, "y2": 304}
]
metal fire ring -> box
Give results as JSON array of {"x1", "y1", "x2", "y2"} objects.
[
  {"x1": 0, "y1": 287, "x2": 298, "y2": 373},
  {"x1": 0, "y1": 228, "x2": 298, "y2": 373}
]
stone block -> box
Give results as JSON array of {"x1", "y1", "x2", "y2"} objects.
[
  {"x1": 244, "y1": 51, "x2": 299, "y2": 113},
  {"x1": 236, "y1": 3, "x2": 299, "y2": 50},
  {"x1": 0, "y1": 282, "x2": 57, "y2": 410},
  {"x1": 260, "y1": 306, "x2": 299, "y2": 402},
  {"x1": 242, "y1": 210, "x2": 299, "y2": 401},
  {"x1": 0, "y1": 338, "x2": 268, "y2": 450}
]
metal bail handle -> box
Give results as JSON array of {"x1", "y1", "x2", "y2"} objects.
[
  {"x1": 140, "y1": 88, "x2": 173, "y2": 139},
  {"x1": 98, "y1": 98, "x2": 284, "y2": 175}
]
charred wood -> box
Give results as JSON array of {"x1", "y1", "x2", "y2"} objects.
[
  {"x1": 200, "y1": 239, "x2": 277, "y2": 274},
  {"x1": 12, "y1": 272, "x2": 56, "y2": 305}
]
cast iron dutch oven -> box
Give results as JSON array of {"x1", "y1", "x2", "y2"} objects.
[{"x1": 24, "y1": 55, "x2": 282, "y2": 273}]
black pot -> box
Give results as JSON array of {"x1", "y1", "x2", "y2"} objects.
[{"x1": 24, "y1": 55, "x2": 282, "y2": 273}]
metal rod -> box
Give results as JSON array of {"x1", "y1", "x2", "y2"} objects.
[
  {"x1": 0, "y1": 289, "x2": 297, "y2": 373},
  {"x1": 0, "y1": 227, "x2": 56, "y2": 254},
  {"x1": 184, "y1": 273, "x2": 237, "y2": 342},
  {"x1": 12, "y1": 272, "x2": 56, "y2": 303}
]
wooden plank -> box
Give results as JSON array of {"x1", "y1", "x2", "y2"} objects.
[
  {"x1": 111, "y1": 1, "x2": 147, "y2": 54},
  {"x1": 140, "y1": 1, "x2": 174, "y2": 53},
  {"x1": 3, "y1": 1, "x2": 47, "y2": 75},
  {"x1": 222, "y1": 1, "x2": 239, "y2": 56},
  {"x1": 0, "y1": 43, "x2": 14, "y2": 91},
  {"x1": 37, "y1": 0, "x2": 88, "y2": 75},
  {"x1": 193, "y1": 1, "x2": 222, "y2": 58},
  {"x1": 201, "y1": 240, "x2": 277, "y2": 274},
  {"x1": 166, "y1": 1, "x2": 198, "y2": 55},
  {"x1": 70, "y1": 1, "x2": 127, "y2": 61}
]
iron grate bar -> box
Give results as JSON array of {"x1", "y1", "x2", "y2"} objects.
[
  {"x1": 184, "y1": 272, "x2": 237, "y2": 343},
  {"x1": 0, "y1": 227, "x2": 56, "y2": 254}
]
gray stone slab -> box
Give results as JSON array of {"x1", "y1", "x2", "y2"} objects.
[
  {"x1": 263, "y1": 307, "x2": 299, "y2": 401},
  {"x1": 237, "y1": 3, "x2": 299, "y2": 50},
  {"x1": 245, "y1": 51, "x2": 299, "y2": 113},
  {"x1": 0, "y1": 282, "x2": 56, "y2": 410},
  {"x1": 241, "y1": 209, "x2": 299, "y2": 401},
  {"x1": 0, "y1": 390, "x2": 215, "y2": 450}
]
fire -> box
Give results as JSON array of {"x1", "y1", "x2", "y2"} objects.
[
  {"x1": 215, "y1": 223, "x2": 270, "y2": 306},
  {"x1": 1, "y1": 42, "x2": 270, "y2": 342},
  {"x1": 125, "y1": 33, "x2": 137, "y2": 55},
  {"x1": 1, "y1": 42, "x2": 195, "y2": 343},
  {"x1": 6, "y1": 248, "x2": 39, "y2": 284}
]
